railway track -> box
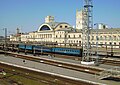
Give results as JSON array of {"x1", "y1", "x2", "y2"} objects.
[
  {"x1": 101, "y1": 58, "x2": 120, "y2": 66},
  {"x1": 0, "y1": 61, "x2": 102, "y2": 85},
  {"x1": 0, "y1": 51, "x2": 104, "y2": 75},
  {"x1": 1, "y1": 43, "x2": 120, "y2": 58},
  {"x1": 52, "y1": 53, "x2": 120, "y2": 66},
  {"x1": 0, "y1": 51, "x2": 120, "y2": 83},
  {"x1": 0, "y1": 48, "x2": 120, "y2": 66}
]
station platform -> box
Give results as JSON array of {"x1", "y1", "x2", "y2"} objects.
[{"x1": 0, "y1": 54, "x2": 119, "y2": 85}]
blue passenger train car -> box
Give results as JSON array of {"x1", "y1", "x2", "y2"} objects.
[
  {"x1": 18, "y1": 44, "x2": 82, "y2": 57},
  {"x1": 52, "y1": 47, "x2": 82, "y2": 56},
  {"x1": 26, "y1": 45, "x2": 33, "y2": 50},
  {"x1": 34, "y1": 46, "x2": 52, "y2": 52},
  {"x1": 18, "y1": 44, "x2": 25, "y2": 49},
  {"x1": 19, "y1": 44, "x2": 33, "y2": 50}
]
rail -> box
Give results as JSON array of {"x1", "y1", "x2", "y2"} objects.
[{"x1": 0, "y1": 61, "x2": 104, "y2": 85}]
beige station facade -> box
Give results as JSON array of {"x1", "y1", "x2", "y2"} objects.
[{"x1": 10, "y1": 13, "x2": 120, "y2": 48}]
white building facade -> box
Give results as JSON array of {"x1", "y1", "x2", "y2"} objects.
[
  {"x1": 76, "y1": 9, "x2": 84, "y2": 29},
  {"x1": 10, "y1": 16, "x2": 120, "y2": 48}
]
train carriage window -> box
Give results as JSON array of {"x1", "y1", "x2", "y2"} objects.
[{"x1": 71, "y1": 50, "x2": 74, "y2": 52}]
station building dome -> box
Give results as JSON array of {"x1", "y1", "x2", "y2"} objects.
[{"x1": 38, "y1": 22, "x2": 71, "y2": 32}]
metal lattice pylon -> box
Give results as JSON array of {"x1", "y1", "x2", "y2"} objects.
[{"x1": 82, "y1": 0, "x2": 93, "y2": 62}]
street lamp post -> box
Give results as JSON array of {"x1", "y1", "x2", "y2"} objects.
[
  {"x1": 41, "y1": 38, "x2": 43, "y2": 56},
  {"x1": 52, "y1": 30, "x2": 55, "y2": 57},
  {"x1": 3, "y1": 28, "x2": 7, "y2": 55},
  {"x1": 33, "y1": 32, "x2": 36, "y2": 56},
  {"x1": 94, "y1": 23, "x2": 99, "y2": 66},
  {"x1": 110, "y1": 32, "x2": 113, "y2": 57}
]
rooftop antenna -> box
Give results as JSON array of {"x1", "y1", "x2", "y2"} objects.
[{"x1": 81, "y1": 0, "x2": 94, "y2": 65}]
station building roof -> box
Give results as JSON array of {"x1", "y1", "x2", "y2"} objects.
[
  {"x1": 57, "y1": 28, "x2": 120, "y2": 34},
  {"x1": 37, "y1": 22, "x2": 71, "y2": 32},
  {"x1": 91, "y1": 28, "x2": 120, "y2": 33}
]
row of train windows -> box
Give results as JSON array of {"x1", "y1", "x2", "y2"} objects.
[{"x1": 56, "y1": 49, "x2": 78, "y2": 52}]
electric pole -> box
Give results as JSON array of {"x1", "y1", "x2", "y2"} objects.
[{"x1": 82, "y1": 0, "x2": 93, "y2": 63}]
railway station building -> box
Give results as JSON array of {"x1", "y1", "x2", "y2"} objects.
[{"x1": 10, "y1": 14, "x2": 120, "y2": 48}]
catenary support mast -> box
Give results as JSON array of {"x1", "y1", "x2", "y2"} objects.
[{"x1": 82, "y1": 0, "x2": 93, "y2": 62}]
